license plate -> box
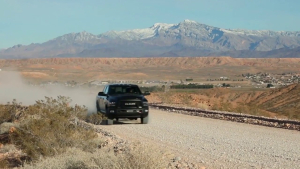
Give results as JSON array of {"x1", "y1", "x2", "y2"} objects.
[
  {"x1": 125, "y1": 103, "x2": 135, "y2": 105},
  {"x1": 127, "y1": 110, "x2": 134, "y2": 112}
]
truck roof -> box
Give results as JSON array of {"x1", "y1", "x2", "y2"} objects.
[{"x1": 106, "y1": 83, "x2": 139, "y2": 87}]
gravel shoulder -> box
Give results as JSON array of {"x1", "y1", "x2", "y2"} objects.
[{"x1": 97, "y1": 108, "x2": 300, "y2": 169}]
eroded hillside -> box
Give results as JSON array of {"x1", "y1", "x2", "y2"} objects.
[
  {"x1": 1, "y1": 57, "x2": 300, "y2": 81},
  {"x1": 1, "y1": 57, "x2": 300, "y2": 67},
  {"x1": 146, "y1": 84, "x2": 300, "y2": 120}
]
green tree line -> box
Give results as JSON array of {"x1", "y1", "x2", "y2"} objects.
[{"x1": 170, "y1": 84, "x2": 213, "y2": 89}]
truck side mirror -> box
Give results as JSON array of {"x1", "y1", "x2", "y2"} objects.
[{"x1": 98, "y1": 92, "x2": 106, "y2": 96}]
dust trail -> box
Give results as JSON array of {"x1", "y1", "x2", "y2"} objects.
[{"x1": 0, "y1": 71, "x2": 99, "y2": 114}]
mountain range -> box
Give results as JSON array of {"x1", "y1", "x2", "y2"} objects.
[{"x1": 1, "y1": 19, "x2": 300, "y2": 59}]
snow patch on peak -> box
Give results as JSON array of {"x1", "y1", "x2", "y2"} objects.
[
  {"x1": 101, "y1": 23, "x2": 175, "y2": 40},
  {"x1": 220, "y1": 28, "x2": 300, "y2": 37},
  {"x1": 183, "y1": 19, "x2": 197, "y2": 23},
  {"x1": 152, "y1": 23, "x2": 174, "y2": 28},
  {"x1": 101, "y1": 28, "x2": 155, "y2": 40}
]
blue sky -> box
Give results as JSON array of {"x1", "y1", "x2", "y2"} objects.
[{"x1": 1, "y1": 0, "x2": 300, "y2": 49}]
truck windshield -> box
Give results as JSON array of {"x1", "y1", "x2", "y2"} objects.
[{"x1": 108, "y1": 86, "x2": 142, "y2": 95}]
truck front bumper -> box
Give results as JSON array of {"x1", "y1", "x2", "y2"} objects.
[{"x1": 106, "y1": 107, "x2": 149, "y2": 119}]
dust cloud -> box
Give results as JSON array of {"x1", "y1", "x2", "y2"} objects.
[{"x1": 0, "y1": 71, "x2": 99, "y2": 114}]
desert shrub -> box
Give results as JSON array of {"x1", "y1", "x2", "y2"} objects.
[
  {"x1": 0, "y1": 105, "x2": 11, "y2": 123},
  {"x1": 66, "y1": 160, "x2": 89, "y2": 169},
  {"x1": 22, "y1": 143, "x2": 168, "y2": 169},
  {"x1": 86, "y1": 113, "x2": 105, "y2": 125},
  {"x1": 0, "y1": 159, "x2": 9, "y2": 168},
  {"x1": 0, "y1": 99, "x2": 25, "y2": 123},
  {"x1": 6, "y1": 96, "x2": 101, "y2": 162}
]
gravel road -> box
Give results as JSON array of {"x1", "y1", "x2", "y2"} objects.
[{"x1": 97, "y1": 108, "x2": 300, "y2": 169}]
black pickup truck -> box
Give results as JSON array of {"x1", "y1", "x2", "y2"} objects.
[{"x1": 96, "y1": 84, "x2": 150, "y2": 125}]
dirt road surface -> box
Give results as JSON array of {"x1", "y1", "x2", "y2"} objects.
[{"x1": 97, "y1": 108, "x2": 300, "y2": 169}]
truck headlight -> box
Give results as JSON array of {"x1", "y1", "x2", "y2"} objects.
[{"x1": 143, "y1": 102, "x2": 148, "y2": 106}]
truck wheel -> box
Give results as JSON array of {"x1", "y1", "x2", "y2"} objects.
[
  {"x1": 96, "y1": 102, "x2": 100, "y2": 112},
  {"x1": 141, "y1": 116, "x2": 149, "y2": 124},
  {"x1": 106, "y1": 118, "x2": 114, "y2": 125},
  {"x1": 105, "y1": 108, "x2": 114, "y2": 125}
]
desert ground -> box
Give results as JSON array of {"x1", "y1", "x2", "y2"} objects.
[
  {"x1": 1, "y1": 57, "x2": 300, "y2": 82},
  {"x1": 0, "y1": 57, "x2": 300, "y2": 168},
  {"x1": 1, "y1": 57, "x2": 299, "y2": 119}
]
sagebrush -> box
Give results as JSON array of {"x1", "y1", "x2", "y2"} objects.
[{"x1": 0, "y1": 96, "x2": 103, "y2": 167}]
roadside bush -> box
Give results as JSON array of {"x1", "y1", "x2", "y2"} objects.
[
  {"x1": 0, "y1": 105, "x2": 12, "y2": 123},
  {"x1": 1, "y1": 96, "x2": 102, "y2": 164},
  {"x1": 0, "y1": 159, "x2": 9, "y2": 169},
  {"x1": 0, "y1": 99, "x2": 26, "y2": 123},
  {"x1": 22, "y1": 143, "x2": 168, "y2": 169},
  {"x1": 86, "y1": 113, "x2": 105, "y2": 125}
]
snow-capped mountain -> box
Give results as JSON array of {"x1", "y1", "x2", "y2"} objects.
[
  {"x1": 100, "y1": 23, "x2": 175, "y2": 40},
  {"x1": 101, "y1": 19, "x2": 300, "y2": 40},
  {"x1": 54, "y1": 31, "x2": 100, "y2": 42},
  {"x1": 100, "y1": 19, "x2": 220, "y2": 41},
  {"x1": 98, "y1": 19, "x2": 300, "y2": 51},
  {"x1": 1, "y1": 20, "x2": 300, "y2": 59}
]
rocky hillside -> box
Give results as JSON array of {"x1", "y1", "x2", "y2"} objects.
[
  {"x1": 1, "y1": 20, "x2": 300, "y2": 59},
  {"x1": 250, "y1": 84, "x2": 300, "y2": 119},
  {"x1": 146, "y1": 84, "x2": 300, "y2": 120}
]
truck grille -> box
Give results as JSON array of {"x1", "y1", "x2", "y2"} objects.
[{"x1": 119, "y1": 101, "x2": 142, "y2": 109}]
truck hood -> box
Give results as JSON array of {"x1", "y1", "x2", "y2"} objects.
[{"x1": 108, "y1": 94, "x2": 147, "y2": 102}]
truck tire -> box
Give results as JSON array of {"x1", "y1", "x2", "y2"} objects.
[
  {"x1": 106, "y1": 118, "x2": 114, "y2": 125},
  {"x1": 96, "y1": 102, "x2": 100, "y2": 112},
  {"x1": 105, "y1": 107, "x2": 113, "y2": 125},
  {"x1": 141, "y1": 116, "x2": 149, "y2": 124}
]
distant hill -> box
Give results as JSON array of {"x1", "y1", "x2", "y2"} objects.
[
  {"x1": 1, "y1": 20, "x2": 300, "y2": 59},
  {"x1": 208, "y1": 46, "x2": 300, "y2": 58}
]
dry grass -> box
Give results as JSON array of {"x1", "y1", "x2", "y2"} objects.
[
  {"x1": 0, "y1": 96, "x2": 104, "y2": 167},
  {"x1": 0, "y1": 159, "x2": 9, "y2": 168},
  {"x1": 8, "y1": 96, "x2": 101, "y2": 160},
  {"x1": 0, "y1": 100, "x2": 25, "y2": 124},
  {"x1": 86, "y1": 113, "x2": 105, "y2": 125},
  {"x1": 0, "y1": 144, "x2": 18, "y2": 154},
  {"x1": 22, "y1": 143, "x2": 168, "y2": 169}
]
